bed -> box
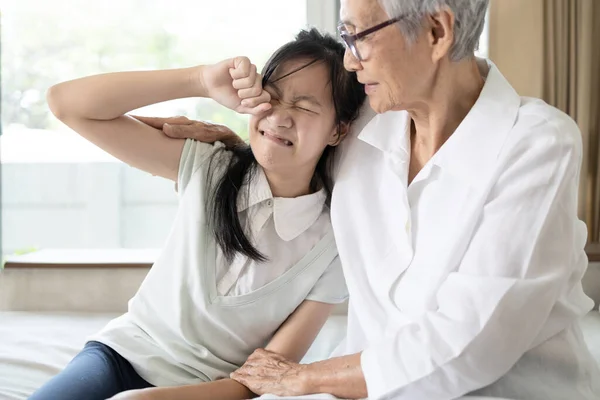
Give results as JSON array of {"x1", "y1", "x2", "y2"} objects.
[
  {"x1": 0, "y1": 312, "x2": 348, "y2": 400},
  {"x1": 1, "y1": 260, "x2": 599, "y2": 400}
]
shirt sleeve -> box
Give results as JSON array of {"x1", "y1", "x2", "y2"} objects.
[
  {"x1": 361, "y1": 116, "x2": 592, "y2": 399},
  {"x1": 177, "y1": 139, "x2": 226, "y2": 197},
  {"x1": 305, "y1": 255, "x2": 349, "y2": 305}
]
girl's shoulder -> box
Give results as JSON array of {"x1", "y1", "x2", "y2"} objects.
[{"x1": 177, "y1": 139, "x2": 234, "y2": 196}]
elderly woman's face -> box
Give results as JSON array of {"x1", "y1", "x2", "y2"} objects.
[{"x1": 340, "y1": 0, "x2": 436, "y2": 114}]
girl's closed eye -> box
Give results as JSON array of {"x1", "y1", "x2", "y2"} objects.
[
  {"x1": 296, "y1": 105, "x2": 318, "y2": 114},
  {"x1": 270, "y1": 98, "x2": 316, "y2": 114}
]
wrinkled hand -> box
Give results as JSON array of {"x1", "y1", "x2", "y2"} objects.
[
  {"x1": 132, "y1": 115, "x2": 244, "y2": 147},
  {"x1": 200, "y1": 56, "x2": 272, "y2": 115},
  {"x1": 231, "y1": 349, "x2": 309, "y2": 397}
]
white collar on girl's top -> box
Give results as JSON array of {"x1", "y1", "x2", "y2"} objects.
[{"x1": 236, "y1": 166, "x2": 327, "y2": 242}]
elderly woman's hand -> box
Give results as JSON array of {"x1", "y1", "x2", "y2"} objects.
[
  {"x1": 131, "y1": 115, "x2": 244, "y2": 147},
  {"x1": 230, "y1": 348, "x2": 310, "y2": 397}
]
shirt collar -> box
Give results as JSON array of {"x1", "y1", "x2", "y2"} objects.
[
  {"x1": 237, "y1": 166, "x2": 327, "y2": 242},
  {"x1": 357, "y1": 59, "x2": 521, "y2": 184},
  {"x1": 358, "y1": 109, "x2": 411, "y2": 161},
  {"x1": 237, "y1": 166, "x2": 272, "y2": 211},
  {"x1": 432, "y1": 59, "x2": 521, "y2": 184}
]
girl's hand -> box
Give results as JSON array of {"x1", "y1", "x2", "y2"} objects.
[{"x1": 197, "y1": 57, "x2": 272, "y2": 115}]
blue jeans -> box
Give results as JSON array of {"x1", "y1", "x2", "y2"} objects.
[{"x1": 29, "y1": 341, "x2": 153, "y2": 400}]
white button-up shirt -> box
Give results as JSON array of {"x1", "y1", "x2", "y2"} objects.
[{"x1": 331, "y1": 60, "x2": 600, "y2": 400}]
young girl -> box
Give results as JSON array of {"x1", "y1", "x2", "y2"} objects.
[{"x1": 33, "y1": 29, "x2": 365, "y2": 400}]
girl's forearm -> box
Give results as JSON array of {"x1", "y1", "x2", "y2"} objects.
[
  {"x1": 136, "y1": 378, "x2": 255, "y2": 400},
  {"x1": 47, "y1": 67, "x2": 205, "y2": 121}
]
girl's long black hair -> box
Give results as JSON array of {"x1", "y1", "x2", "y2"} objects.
[{"x1": 208, "y1": 28, "x2": 366, "y2": 263}]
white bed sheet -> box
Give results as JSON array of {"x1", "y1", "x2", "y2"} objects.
[
  {"x1": 0, "y1": 312, "x2": 347, "y2": 400},
  {"x1": 0, "y1": 312, "x2": 117, "y2": 400},
  {"x1": 581, "y1": 310, "x2": 600, "y2": 362},
  {"x1": 0, "y1": 312, "x2": 598, "y2": 400}
]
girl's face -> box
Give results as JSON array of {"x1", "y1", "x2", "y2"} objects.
[{"x1": 249, "y1": 59, "x2": 341, "y2": 179}]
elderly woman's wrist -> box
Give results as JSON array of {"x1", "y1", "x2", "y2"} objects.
[{"x1": 298, "y1": 363, "x2": 321, "y2": 394}]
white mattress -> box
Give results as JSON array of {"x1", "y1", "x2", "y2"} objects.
[
  {"x1": 1, "y1": 312, "x2": 599, "y2": 400},
  {"x1": 0, "y1": 312, "x2": 347, "y2": 400},
  {"x1": 581, "y1": 310, "x2": 600, "y2": 362},
  {"x1": 0, "y1": 313, "x2": 117, "y2": 400}
]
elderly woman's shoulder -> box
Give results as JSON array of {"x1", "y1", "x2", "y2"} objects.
[{"x1": 507, "y1": 97, "x2": 581, "y2": 156}]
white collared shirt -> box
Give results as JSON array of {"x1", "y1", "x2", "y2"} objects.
[
  {"x1": 215, "y1": 167, "x2": 330, "y2": 296},
  {"x1": 332, "y1": 59, "x2": 600, "y2": 400}
]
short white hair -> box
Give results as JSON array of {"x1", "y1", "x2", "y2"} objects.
[{"x1": 378, "y1": 0, "x2": 489, "y2": 61}]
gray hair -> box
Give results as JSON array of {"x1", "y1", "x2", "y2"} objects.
[{"x1": 378, "y1": 0, "x2": 489, "y2": 61}]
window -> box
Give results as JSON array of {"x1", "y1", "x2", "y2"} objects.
[
  {"x1": 1, "y1": 0, "x2": 333, "y2": 257},
  {"x1": 0, "y1": 0, "x2": 488, "y2": 258}
]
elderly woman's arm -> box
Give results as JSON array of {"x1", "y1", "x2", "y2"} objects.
[
  {"x1": 233, "y1": 115, "x2": 586, "y2": 400},
  {"x1": 130, "y1": 115, "x2": 245, "y2": 148}
]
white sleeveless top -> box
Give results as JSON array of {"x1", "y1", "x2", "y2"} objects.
[{"x1": 90, "y1": 140, "x2": 347, "y2": 386}]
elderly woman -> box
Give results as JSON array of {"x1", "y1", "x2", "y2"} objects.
[{"x1": 147, "y1": 0, "x2": 600, "y2": 399}]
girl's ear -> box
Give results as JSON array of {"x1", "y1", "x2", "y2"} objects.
[{"x1": 328, "y1": 122, "x2": 350, "y2": 146}]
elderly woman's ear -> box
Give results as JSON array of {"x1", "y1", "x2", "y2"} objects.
[{"x1": 427, "y1": 7, "x2": 456, "y2": 63}]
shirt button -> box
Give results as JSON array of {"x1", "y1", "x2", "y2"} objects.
[
  {"x1": 266, "y1": 200, "x2": 273, "y2": 207},
  {"x1": 405, "y1": 220, "x2": 411, "y2": 232}
]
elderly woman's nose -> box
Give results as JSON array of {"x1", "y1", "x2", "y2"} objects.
[{"x1": 344, "y1": 48, "x2": 361, "y2": 71}]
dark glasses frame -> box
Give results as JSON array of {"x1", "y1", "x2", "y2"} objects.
[{"x1": 338, "y1": 16, "x2": 404, "y2": 61}]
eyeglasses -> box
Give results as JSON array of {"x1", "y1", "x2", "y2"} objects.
[{"x1": 338, "y1": 17, "x2": 403, "y2": 61}]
